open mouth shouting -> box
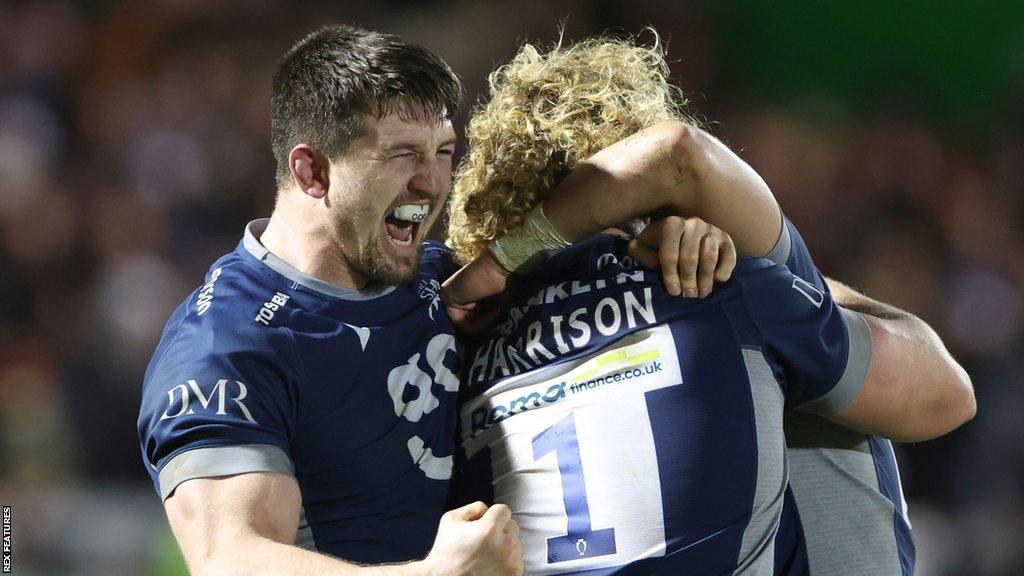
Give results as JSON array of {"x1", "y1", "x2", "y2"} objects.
[{"x1": 383, "y1": 203, "x2": 430, "y2": 248}]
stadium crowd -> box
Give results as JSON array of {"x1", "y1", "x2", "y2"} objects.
[{"x1": 0, "y1": 1, "x2": 1020, "y2": 574}]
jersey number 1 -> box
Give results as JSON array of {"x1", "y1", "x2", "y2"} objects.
[{"x1": 533, "y1": 413, "x2": 617, "y2": 564}]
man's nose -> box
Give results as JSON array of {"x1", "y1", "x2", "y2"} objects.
[{"x1": 409, "y1": 156, "x2": 448, "y2": 197}]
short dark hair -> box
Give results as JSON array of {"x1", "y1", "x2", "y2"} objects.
[{"x1": 270, "y1": 25, "x2": 463, "y2": 188}]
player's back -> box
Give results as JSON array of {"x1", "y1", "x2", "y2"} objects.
[{"x1": 455, "y1": 234, "x2": 868, "y2": 575}]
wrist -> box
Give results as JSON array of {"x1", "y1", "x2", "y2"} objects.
[
  {"x1": 410, "y1": 557, "x2": 440, "y2": 576},
  {"x1": 488, "y1": 204, "x2": 571, "y2": 274}
]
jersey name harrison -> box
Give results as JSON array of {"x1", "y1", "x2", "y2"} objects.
[
  {"x1": 467, "y1": 283, "x2": 657, "y2": 385},
  {"x1": 159, "y1": 378, "x2": 257, "y2": 424}
]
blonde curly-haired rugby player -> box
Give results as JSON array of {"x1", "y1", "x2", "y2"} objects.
[{"x1": 443, "y1": 34, "x2": 974, "y2": 576}]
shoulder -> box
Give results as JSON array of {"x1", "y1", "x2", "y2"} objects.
[
  {"x1": 146, "y1": 254, "x2": 298, "y2": 383},
  {"x1": 730, "y1": 257, "x2": 827, "y2": 308},
  {"x1": 531, "y1": 234, "x2": 632, "y2": 284}
]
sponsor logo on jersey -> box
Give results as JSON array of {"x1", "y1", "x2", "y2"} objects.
[
  {"x1": 159, "y1": 378, "x2": 257, "y2": 424},
  {"x1": 255, "y1": 292, "x2": 290, "y2": 326},
  {"x1": 195, "y1": 267, "x2": 222, "y2": 316},
  {"x1": 467, "y1": 349, "x2": 664, "y2": 439}
]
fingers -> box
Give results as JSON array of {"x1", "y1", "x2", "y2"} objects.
[
  {"x1": 503, "y1": 517, "x2": 519, "y2": 540},
  {"x1": 696, "y1": 234, "x2": 719, "y2": 298},
  {"x1": 627, "y1": 236, "x2": 661, "y2": 270},
  {"x1": 440, "y1": 251, "x2": 510, "y2": 310},
  {"x1": 656, "y1": 217, "x2": 684, "y2": 296},
  {"x1": 504, "y1": 519, "x2": 524, "y2": 575},
  {"x1": 714, "y1": 235, "x2": 737, "y2": 283},
  {"x1": 446, "y1": 501, "x2": 488, "y2": 522},
  {"x1": 482, "y1": 503, "x2": 512, "y2": 527},
  {"x1": 625, "y1": 215, "x2": 738, "y2": 300},
  {"x1": 676, "y1": 218, "x2": 707, "y2": 298}
]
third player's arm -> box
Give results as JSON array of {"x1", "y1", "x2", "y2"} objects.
[{"x1": 822, "y1": 278, "x2": 976, "y2": 442}]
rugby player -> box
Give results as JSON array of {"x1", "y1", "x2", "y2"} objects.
[
  {"x1": 137, "y1": 26, "x2": 522, "y2": 576},
  {"x1": 442, "y1": 36, "x2": 974, "y2": 575}
]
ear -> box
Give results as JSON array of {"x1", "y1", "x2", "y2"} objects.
[{"x1": 288, "y1": 144, "x2": 330, "y2": 199}]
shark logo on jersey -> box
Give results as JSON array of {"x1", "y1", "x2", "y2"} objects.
[{"x1": 418, "y1": 278, "x2": 442, "y2": 320}]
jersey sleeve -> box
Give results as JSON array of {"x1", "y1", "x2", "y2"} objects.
[
  {"x1": 765, "y1": 214, "x2": 826, "y2": 290},
  {"x1": 736, "y1": 263, "x2": 872, "y2": 413},
  {"x1": 137, "y1": 320, "x2": 299, "y2": 500}
]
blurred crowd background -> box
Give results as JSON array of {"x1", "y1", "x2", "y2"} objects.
[{"x1": 0, "y1": 0, "x2": 1021, "y2": 574}]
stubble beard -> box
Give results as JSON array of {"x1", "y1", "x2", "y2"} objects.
[{"x1": 332, "y1": 211, "x2": 420, "y2": 287}]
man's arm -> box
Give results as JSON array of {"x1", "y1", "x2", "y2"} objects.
[
  {"x1": 165, "y1": 472, "x2": 522, "y2": 576},
  {"x1": 543, "y1": 121, "x2": 781, "y2": 258},
  {"x1": 823, "y1": 278, "x2": 976, "y2": 442},
  {"x1": 443, "y1": 122, "x2": 776, "y2": 312}
]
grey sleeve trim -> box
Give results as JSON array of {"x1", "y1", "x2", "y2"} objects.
[
  {"x1": 803, "y1": 306, "x2": 873, "y2": 414},
  {"x1": 158, "y1": 444, "x2": 294, "y2": 500},
  {"x1": 765, "y1": 216, "x2": 792, "y2": 265}
]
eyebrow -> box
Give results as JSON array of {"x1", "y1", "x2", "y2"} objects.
[{"x1": 384, "y1": 138, "x2": 457, "y2": 152}]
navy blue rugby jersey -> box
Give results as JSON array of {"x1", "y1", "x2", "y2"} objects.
[
  {"x1": 138, "y1": 219, "x2": 459, "y2": 563},
  {"x1": 453, "y1": 230, "x2": 872, "y2": 576},
  {"x1": 769, "y1": 218, "x2": 915, "y2": 576}
]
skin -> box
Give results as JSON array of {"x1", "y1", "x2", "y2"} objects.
[
  {"x1": 166, "y1": 473, "x2": 522, "y2": 576},
  {"x1": 443, "y1": 121, "x2": 975, "y2": 442},
  {"x1": 261, "y1": 113, "x2": 457, "y2": 290},
  {"x1": 165, "y1": 112, "x2": 524, "y2": 576}
]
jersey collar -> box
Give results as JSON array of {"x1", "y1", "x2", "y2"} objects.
[{"x1": 241, "y1": 219, "x2": 396, "y2": 301}]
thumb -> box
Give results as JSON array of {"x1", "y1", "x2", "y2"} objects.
[
  {"x1": 447, "y1": 501, "x2": 488, "y2": 522},
  {"x1": 481, "y1": 503, "x2": 512, "y2": 527},
  {"x1": 627, "y1": 237, "x2": 661, "y2": 270},
  {"x1": 442, "y1": 251, "x2": 510, "y2": 308}
]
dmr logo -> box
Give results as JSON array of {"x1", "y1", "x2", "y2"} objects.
[{"x1": 159, "y1": 379, "x2": 258, "y2": 424}]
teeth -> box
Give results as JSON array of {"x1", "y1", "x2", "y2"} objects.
[{"x1": 390, "y1": 204, "x2": 429, "y2": 223}]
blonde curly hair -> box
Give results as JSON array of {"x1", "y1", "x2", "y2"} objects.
[{"x1": 446, "y1": 32, "x2": 695, "y2": 264}]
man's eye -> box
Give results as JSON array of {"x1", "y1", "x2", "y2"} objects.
[
  {"x1": 438, "y1": 149, "x2": 454, "y2": 157},
  {"x1": 392, "y1": 152, "x2": 417, "y2": 160}
]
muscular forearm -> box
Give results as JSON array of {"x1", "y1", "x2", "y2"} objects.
[
  {"x1": 167, "y1": 475, "x2": 438, "y2": 576},
  {"x1": 542, "y1": 121, "x2": 782, "y2": 257},
  {"x1": 195, "y1": 534, "x2": 430, "y2": 576}
]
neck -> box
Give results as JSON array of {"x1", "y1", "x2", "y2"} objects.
[{"x1": 259, "y1": 194, "x2": 369, "y2": 290}]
